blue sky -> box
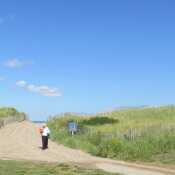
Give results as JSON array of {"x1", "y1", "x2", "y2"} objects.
[{"x1": 0, "y1": 0, "x2": 175, "y2": 120}]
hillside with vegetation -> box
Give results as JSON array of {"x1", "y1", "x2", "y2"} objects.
[
  {"x1": 0, "y1": 107, "x2": 25, "y2": 118},
  {"x1": 0, "y1": 107, "x2": 27, "y2": 127},
  {"x1": 48, "y1": 106, "x2": 175, "y2": 167}
]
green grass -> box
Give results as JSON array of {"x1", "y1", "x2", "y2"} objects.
[
  {"x1": 0, "y1": 107, "x2": 26, "y2": 119},
  {"x1": 0, "y1": 160, "x2": 120, "y2": 175},
  {"x1": 48, "y1": 106, "x2": 175, "y2": 166}
]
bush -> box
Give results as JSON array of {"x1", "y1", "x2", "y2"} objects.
[{"x1": 97, "y1": 139, "x2": 122, "y2": 158}]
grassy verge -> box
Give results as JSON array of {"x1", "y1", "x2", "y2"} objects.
[
  {"x1": 0, "y1": 107, "x2": 26, "y2": 119},
  {"x1": 0, "y1": 160, "x2": 120, "y2": 175},
  {"x1": 48, "y1": 106, "x2": 175, "y2": 166}
]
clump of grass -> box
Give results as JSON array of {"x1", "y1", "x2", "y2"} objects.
[
  {"x1": 0, "y1": 107, "x2": 26, "y2": 119},
  {"x1": 48, "y1": 106, "x2": 175, "y2": 165},
  {"x1": 0, "y1": 160, "x2": 120, "y2": 175}
]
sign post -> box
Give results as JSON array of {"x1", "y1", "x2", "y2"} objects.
[{"x1": 68, "y1": 121, "x2": 78, "y2": 135}]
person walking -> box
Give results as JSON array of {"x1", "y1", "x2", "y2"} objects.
[{"x1": 40, "y1": 124, "x2": 50, "y2": 150}]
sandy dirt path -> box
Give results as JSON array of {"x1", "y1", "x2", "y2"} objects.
[{"x1": 0, "y1": 121, "x2": 174, "y2": 175}]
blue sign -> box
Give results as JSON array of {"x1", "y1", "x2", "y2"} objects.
[{"x1": 68, "y1": 121, "x2": 78, "y2": 134}]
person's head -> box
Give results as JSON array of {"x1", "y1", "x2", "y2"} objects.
[{"x1": 42, "y1": 123, "x2": 47, "y2": 128}]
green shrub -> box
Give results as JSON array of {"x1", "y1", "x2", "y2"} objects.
[
  {"x1": 0, "y1": 107, "x2": 26, "y2": 119},
  {"x1": 97, "y1": 138, "x2": 122, "y2": 158}
]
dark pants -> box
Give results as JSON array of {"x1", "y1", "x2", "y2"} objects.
[{"x1": 42, "y1": 136, "x2": 48, "y2": 149}]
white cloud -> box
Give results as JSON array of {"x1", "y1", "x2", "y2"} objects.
[
  {"x1": 4, "y1": 58, "x2": 32, "y2": 68},
  {"x1": 16, "y1": 80, "x2": 62, "y2": 97},
  {"x1": 16, "y1": 80, "x2": 27, "y2": 87}
]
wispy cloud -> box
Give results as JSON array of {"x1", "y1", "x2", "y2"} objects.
[
  {"x1": 0, "y1": 17, "x2": 4, "y2": 24},
  {"x1": 0, "y1": 14, "x2": 15, "y2": 25},
  {"x1": 16, "y1": 80, "x2": 62, "y2": 97},
  {"x1": 7, "y1": 14, "x2": 15, "y2": 20},
  {"x1": 3, "y1": 58, "x2": 32, "y2": 68},
  {"x1": 0, "y1": 77, "x2": 5, "y2": 81}
]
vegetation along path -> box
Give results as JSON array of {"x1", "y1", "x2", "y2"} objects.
[{"x1": 0, "y1": 121, "x2": 174, "y2": 175}]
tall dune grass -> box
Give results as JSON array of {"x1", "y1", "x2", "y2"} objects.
[
  {"x1": 48, "y1": 106, "x2": 175, "y2": 164},
  {"x1": 0, "y1": 107, "x2": 25, "y2": 118},
  {"x1": 0, "y1": 107, "x2": 27, "y2": 128}
]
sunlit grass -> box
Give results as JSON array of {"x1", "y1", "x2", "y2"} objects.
[
  {"x1": 48, "y1": 106, "x2": 175, "y2": 165},
  {"x1": 0, "y1": 160, "x2": 120, "y2": 175},
  {"x1": 0, "y1": 107, "x2": 25, "y2": 119}
]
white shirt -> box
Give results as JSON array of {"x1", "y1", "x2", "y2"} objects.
[{"x1": 42, "y1": 127, "x2": 50, "y2": 136}]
